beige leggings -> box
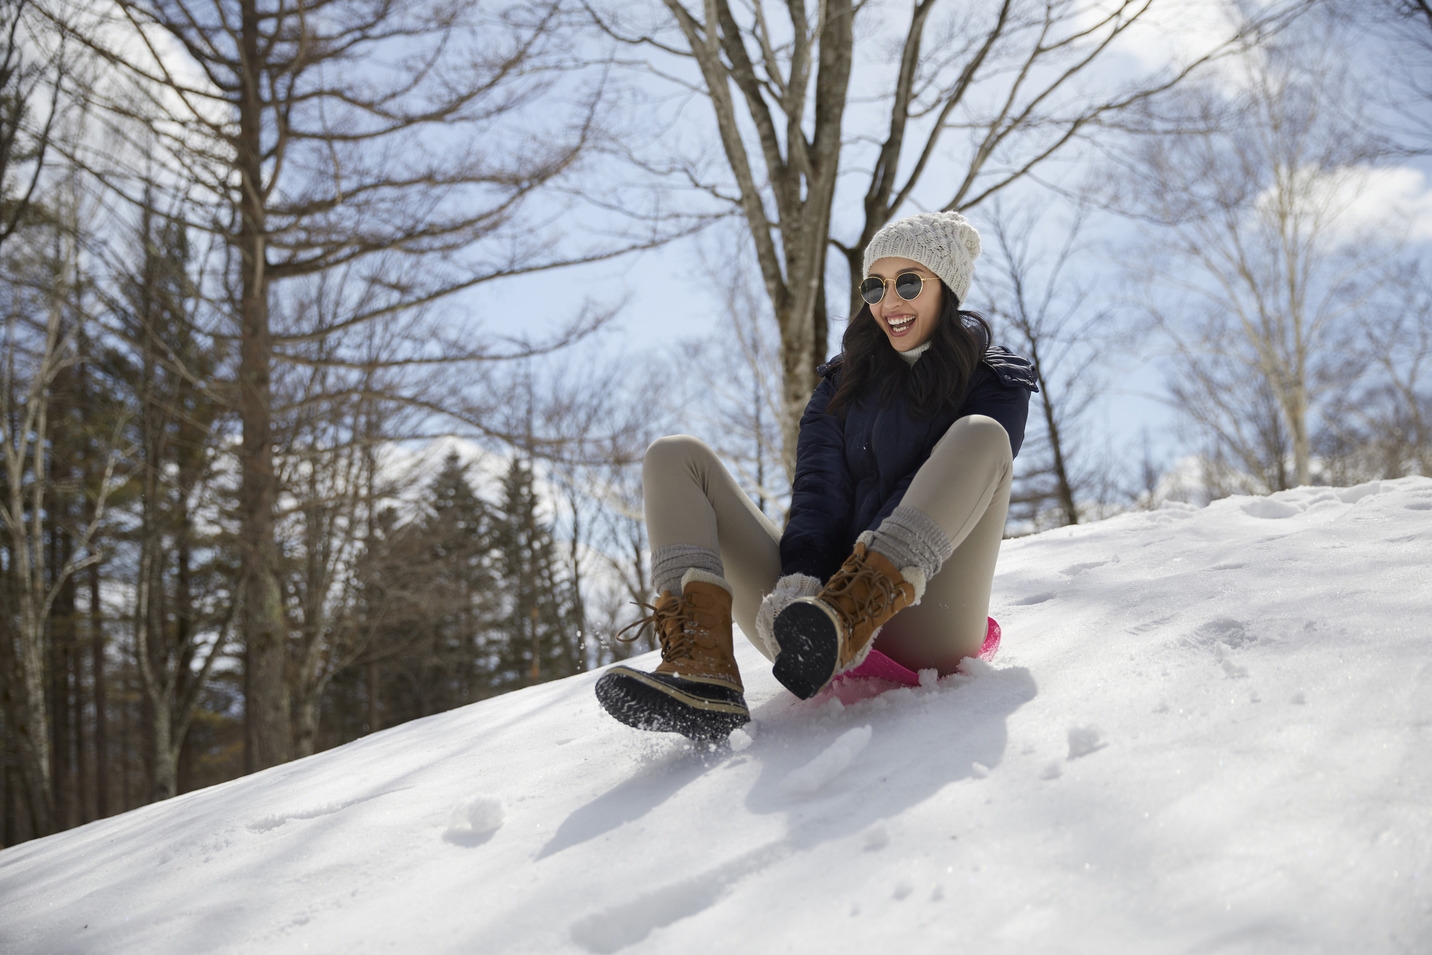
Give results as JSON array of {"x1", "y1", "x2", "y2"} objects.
[{"x1": 642, "y1": 415, "x2": 1014, "y2": 674}]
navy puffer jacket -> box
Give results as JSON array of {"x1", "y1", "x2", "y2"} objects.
[{"x1": 779, "y1": 342, "x2": 1039, "y2": 582}]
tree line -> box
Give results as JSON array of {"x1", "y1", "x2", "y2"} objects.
[
  {"x1": 0, "y1": 0, "x2": 659, "y2": 844},
  {"x1": 4, "y1": 0, "x2": 1430, "y2": 845}
]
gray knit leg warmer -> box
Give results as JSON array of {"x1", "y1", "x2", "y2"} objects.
[
  {"x1": 651, "y1": 544, "x2": 724, "y2": 597},
  {"x1": 868, "y1": 504, "x2": 955, "y2": 584}
]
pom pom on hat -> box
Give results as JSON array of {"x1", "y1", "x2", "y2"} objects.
[{"x1": 862, "y1": 211, "x2": 982, "y2": 305}]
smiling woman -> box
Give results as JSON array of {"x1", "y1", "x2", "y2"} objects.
[
  {"x1": 593, "y1": 211, "x2": 1040, "y2": 739},
  {"x1": 826, "y1": 213, "x2": 990, "y2": 420},
  {"x1": 861, "y1": 258, "x2": 942, "y2": 352}
]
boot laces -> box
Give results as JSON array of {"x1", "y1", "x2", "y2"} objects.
[
  {"x1": 824, "y1": 559, "x2": 904, "y2": 632},
  {"x1": 615, "y1": 594, "x2": 713, "y2": 663}
]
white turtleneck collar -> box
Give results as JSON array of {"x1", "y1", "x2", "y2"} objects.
[{"x1": 898, "y1": 341, "x2": 932, "y2": 365}]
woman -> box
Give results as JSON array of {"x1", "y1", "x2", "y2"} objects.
[{"x1": 595, "y1": 211, "x2": 1038, "y2": 740}]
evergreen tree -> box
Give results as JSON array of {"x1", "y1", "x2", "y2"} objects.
[
  {"x1": 344, "y1": 451, "x2": 503, "y2": 733},
  {"x1": 491, "y1": 455, "x2": 582, "y2": 692},
  {"x1": 412, "y1": 452, "x2": 503, "y2": 710}
]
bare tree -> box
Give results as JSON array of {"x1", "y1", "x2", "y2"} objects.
[
  {"x1": 586, "y1": 0, "x2": 1304, "y2": 469},
  {"x1": 0, "y1": 0, "x2": 60, "y2": 255},
  {"x1": 116, "y1": 190, "x2": 233, "y2": 801},
  {"x1": 43, "y1": 0, "x2": 661, "y2": 770},
  {"x1": 1115, "y1": 35, "x2": 1400, "y2": 492},
  {"x1": 1318, "y1": 265, "x2": 1432, "y2": 481},
  {"x1": 1329, "y1": 0, "x2": 1432, "y2": 152},
  {"x1": 574, "y1": 437, "x2": 661, "y2": 656},
  {"x1": 1, "y1": 174, "x2": 123, "y2": 837},
  {"x1": 588, "y1": 0, "x2": 850, "y2": 471},
  {"x1": 683, "y1": 227, "x2": 788, "y2": 519},
  {"x1": 516, "y1": 350, "x2": 682, "y2": 656},
  {"x1": 981, "y1": 199, "x2": 1115, "y2": 528},
  {"x1": 271, "y1": 274, "x2": 433, "y2": 758},
  {"x1": 1396, "y1": 0, "x2": 1432, "y2": 24},
  {"x1": 281, "y1": 409, "x2": 381, "y2": 759}
]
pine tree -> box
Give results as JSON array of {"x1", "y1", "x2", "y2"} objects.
[
  {"x1": 346, "y1": 451, "x2": 503, "y2": 732},
  {"x1": 491, "y1": 455, "x2": 582, "y2": 692},
  {"x1": 414, "y1": 452, "x2": 503, "y2": 710}
]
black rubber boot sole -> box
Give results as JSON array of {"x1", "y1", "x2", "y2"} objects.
[
  {"x1": 595, "y1": 666, "x2": 749, "y2": 741},
  {"x1": 771, "y1": 600, "x2": 842, "y2": 700}
]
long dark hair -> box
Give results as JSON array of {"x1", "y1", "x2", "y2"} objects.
[{"x1": 827, "y1": 280, "x2": 990, "y2": 418}]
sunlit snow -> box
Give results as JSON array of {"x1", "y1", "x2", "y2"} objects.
[{"x1": 2, "y1": 479, "x2": 1429, "y2": 954}]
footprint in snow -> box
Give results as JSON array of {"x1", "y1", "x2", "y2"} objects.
[
  {"x1": 444, "y1": 795, "x2": 504, "y2": 846},
  {"x1": 1067, "y1": 726, "x2": 1106, "y2": 759},
  {"x1": 1195, "y1": 618, "x2": 1254, "y2": 649},
  {"x1": 1060, "y1": 559, "x2": 1114, "y2": 577}
]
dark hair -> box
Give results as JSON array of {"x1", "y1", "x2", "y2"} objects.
[{"x1": 827, "y1": 280, "x2": 990, "y2": 418}]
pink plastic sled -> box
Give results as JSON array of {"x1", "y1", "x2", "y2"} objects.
[{"x1": 814, "y1": 617, "x2": 1001, "y2": 705}]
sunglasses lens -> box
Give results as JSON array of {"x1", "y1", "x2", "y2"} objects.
[
  {"x1": 859, "y1": 278, "x2": 886, "y2": 305},
  {"x1": 895, "y1": 273, "x2": 924, "y2": 300}
]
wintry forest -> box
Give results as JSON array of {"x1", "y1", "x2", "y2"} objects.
[{"x1": 2, "y1": 0, "x2": 1429, "y2": 845}]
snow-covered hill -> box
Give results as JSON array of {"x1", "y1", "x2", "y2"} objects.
[{"x1": 3, "y1": 480, "x2": 1430, "y2": 955}]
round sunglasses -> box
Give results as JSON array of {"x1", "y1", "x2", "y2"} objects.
[{"x1": 859, "y1": 271, "x2": 933, "y2": 306}]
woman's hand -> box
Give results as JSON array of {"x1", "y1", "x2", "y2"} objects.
[{"x1": 754, "y1": 573, "x2": 823, "y2": 661}]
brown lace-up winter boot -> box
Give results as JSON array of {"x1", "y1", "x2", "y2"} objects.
[
  {"x1": 595, "y1": 569, "x2": 749, "y2": 740},
  {"x1": 772, "y1": 533, "x2": 927, "y2": 699}
]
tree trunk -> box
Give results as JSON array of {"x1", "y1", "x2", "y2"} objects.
[
  {"x1": 13, "y1": 401, "x2": 55, "y2": 838},
  {"x1": 237, "y1": 0, "x2": 290, "y2": 771},
  {"x1": 366, "y1": 661, "x2": 381, "y2": 735},
  {"x1": 1, "y1": 732, "x2": 13, "y2": 846},
  {"x1": 1291, "y1": 351, "x2": 1311, "y2": 486},
  {"x1": 1, "y1": 595, "x2": 18, "y2": 845},
  {"x1": 292, "y1": 695, "x2": 320, "y2": 759},
  {"x1": 90, "y1": 559, "x2": 107, "y2": 819},
  {"x1": 658, "y1": 0, "x2": 850, "y2": 473},
  {"x1": 135, "y1": 303, "x2": 178, "y2": 803},
  {"x1": 48, "y1": 540, "x2": 76, "y2": 830},
  {"x1": 14, "y1": 594, "x2": 53, "y2": 836},
  {"x1": 1024, "y1": 339, "x2": 1079, "y2": 526},
  {"x1": 149, "y1": 691, "x2": 175, "y2": 802}
]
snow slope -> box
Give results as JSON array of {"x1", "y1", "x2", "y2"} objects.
[{"x1": 2, "y1": 479, "x2": 1430, "y2": 954}]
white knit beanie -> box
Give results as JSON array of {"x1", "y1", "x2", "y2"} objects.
[{"x1": 862, "y1": 211, "x2": 982, "y2": 305}]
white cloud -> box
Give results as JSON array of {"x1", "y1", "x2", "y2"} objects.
[
  {"x1": 1331, "y1": 165, "x2": 1432, "y2": 242},
  {"x1": 1077, "y1": 0, "x2": 1246, "y2": 76},
  {"x1": 1256, "y1": 163, "x2": 1432, "y2": 244}
]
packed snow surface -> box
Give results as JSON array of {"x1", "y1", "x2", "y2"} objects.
[{"x1": 3, "y1": 479, "x2": 1430, "y2": 954}]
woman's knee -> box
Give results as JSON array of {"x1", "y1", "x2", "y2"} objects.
[
  {"x1": 943, "y1": 415, "x2": 1013, "y2": 465},
  {"x1": 643, "y1": 434, "x2": 716, "y2": 479}
]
